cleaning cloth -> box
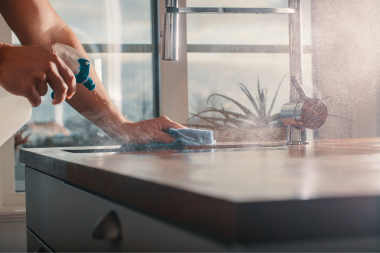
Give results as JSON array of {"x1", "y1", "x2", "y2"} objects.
[
  {"x1": 167, "y1": 128, "x2": 216, "y2": 146},
  {"x1": 122, "y1": 128, "x2": 216, "y2": 151}
]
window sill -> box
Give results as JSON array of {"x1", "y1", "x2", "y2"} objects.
[
  {"x1": 3, "y1": 192, "x2": 25, "y2": 206},
  {"x1": 0, "y1": 205, "x2": 26, "y2": 222}
]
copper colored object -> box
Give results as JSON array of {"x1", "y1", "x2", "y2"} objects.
[{"x1": 280, "y1": 76, "x2": 328, "y2": 130}]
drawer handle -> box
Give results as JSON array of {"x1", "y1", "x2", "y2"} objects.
[{"x1": 92, "y1": 210, "x2": 122, "y2": 241}]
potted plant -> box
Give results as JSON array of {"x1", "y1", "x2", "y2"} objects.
[{"x1": 188, "y1": 75, "x2": 288, "y2": 142}]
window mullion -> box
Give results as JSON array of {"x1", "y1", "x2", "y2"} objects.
[
  {"x1": 151, "y1": 0, "x2": 161, "y2": 118},
  {"x1": 159, "y1": 0, "x2": 189, "y2": 124}
]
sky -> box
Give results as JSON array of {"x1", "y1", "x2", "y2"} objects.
[{"x1": 15, "y1": 0, "x2": 312, "y2": 129}]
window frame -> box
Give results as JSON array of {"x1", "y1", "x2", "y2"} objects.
[{"x1": 0, "y1": 15, "x2": 25, "y2": 210}]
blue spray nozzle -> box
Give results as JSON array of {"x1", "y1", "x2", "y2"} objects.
[
  {"x1": 51, "y1": 58, "x2": 96, "y2": 99},
  {"x1": 75, "y1": 59, "x2": 91, "y2": 83},
  {"x1": 83, "y1": 78, "x2": 96, "y2": 91}
]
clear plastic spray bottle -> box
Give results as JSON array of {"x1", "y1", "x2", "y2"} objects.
[
  {"x1": 52, "y1": 43, "x2": 95, "y2": 98},
  {"x1": 0, "y1": 43, "x2": 95, "y2": 146}
]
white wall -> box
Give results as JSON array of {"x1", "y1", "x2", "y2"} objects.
[
  {"x1": 0, "y1": 14, "x2": 27, "y2": 253},
  {"x1": 312, "y1": 0, "x2": 380, "y2": 139},
  {"x1": 0, "y1": 6, "x2": 12, "y2": 212}
]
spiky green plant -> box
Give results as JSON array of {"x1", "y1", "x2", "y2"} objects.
[{"x1": 189, "y1": 74, "x2": 287, "y2": 130}]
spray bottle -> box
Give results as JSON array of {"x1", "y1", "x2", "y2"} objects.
[
  {"x1": 0, "y1": 43, "x2": 95, "y2": 146},
  {"x1": 51, "y1": 43, "x2": 96, "y2": 99}
]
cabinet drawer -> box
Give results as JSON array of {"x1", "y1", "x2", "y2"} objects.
[{"x1": 26, "y1": 167, "x2": 224, "y2": 252}]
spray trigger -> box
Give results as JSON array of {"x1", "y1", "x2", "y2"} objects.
[
  {"x1": 51, "y1": 59, "x2": 95, "y2": 99},
  {"x1": 51, "y1": 43, "x2": 96, "y2": 100}
]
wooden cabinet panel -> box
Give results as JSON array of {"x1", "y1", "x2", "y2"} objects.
[{"x1": 25, "y1": 167, "x2": 225, "y2": 252}]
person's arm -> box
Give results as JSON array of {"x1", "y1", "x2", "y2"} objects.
[{"x1": 0, "y1": 0, "x2": 184, "y2": 144}]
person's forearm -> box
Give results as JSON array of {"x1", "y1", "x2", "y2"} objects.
[
  {"x1": 40, "y1": 24, "x2": 130, "y2": 139},
  {"x1": 0, "y1": 0, "x2": 185, "y2": 144},
  {"x1": 0, "y1": 0, "x2": 131, "y2": 139}
]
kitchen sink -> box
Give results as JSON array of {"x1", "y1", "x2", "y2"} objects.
[{"x1": 63, "y1": 142, "x2": 286, "y2": 153}]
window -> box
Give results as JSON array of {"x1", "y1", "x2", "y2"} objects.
[
  {"x1": 11, "y1": 0, "x2": 161, "y2": 193},
  {"x1": 185, "y1": 0, "x2": 312, "y2": 136}
]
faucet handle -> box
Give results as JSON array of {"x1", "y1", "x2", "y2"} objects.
[{"x1": 280, "y1": 76, "x2": 328, "y2": 130}]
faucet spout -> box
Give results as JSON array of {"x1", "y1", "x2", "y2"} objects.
[{"x1": 161, "y1": 0, "x2": 179, "y2": 61}]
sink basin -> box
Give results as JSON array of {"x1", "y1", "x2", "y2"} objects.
[{"x1": 63, "y1": 142, "x2": 286, "y2": 153}]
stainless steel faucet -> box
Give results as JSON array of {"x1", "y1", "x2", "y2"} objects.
[
  {"x1": 281, "y1": 77, "x2": 327, "y2": 133},
  {"x1": 161, "y1": 0, "x2": 328, "y2": 145},
  {"x1": 161, "y1": 0, "x2": 179, "y2": 61}
]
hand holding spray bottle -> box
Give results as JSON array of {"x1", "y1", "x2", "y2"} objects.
[
  {"x1": 0, "y1": 43, "x2": 95, "y2": 146},
  {"x1": 51, "y1": 43, "x2": 96, "y2": 99}
]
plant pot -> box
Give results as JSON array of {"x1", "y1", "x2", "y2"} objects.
[{"x1": 212, "y1": 127, "x2": 287, "y2": 142}]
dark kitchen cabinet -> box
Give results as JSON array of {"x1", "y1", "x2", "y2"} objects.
[{"x1": 25, "y1": 167, "x2": 225, "y2": 252}]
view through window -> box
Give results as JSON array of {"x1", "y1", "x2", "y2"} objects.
[
  {"x1": 13, "y1": 0, "x2": 155, "y2": 191},
  {"x1": 186, "y1": 0, "x2": 312, "y2": 142}
]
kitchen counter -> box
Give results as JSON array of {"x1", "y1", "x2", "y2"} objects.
[{"x1": 20, "y1": 138, "x2": 380, "y2": 251}]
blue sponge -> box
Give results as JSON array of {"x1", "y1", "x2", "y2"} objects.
[
  {"x1": 167, "y1": 128, "x2": 216, "y2": 146},
  {"x1": 122, "y1": 128, "x2": 216, "y2": 151}
]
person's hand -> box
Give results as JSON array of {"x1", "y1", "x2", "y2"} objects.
[
  {"x1": 119, "y1": 116, "x2": 186, "y2": 144},
  {"x1": 0, "y1": 43, "x2": 76, "y2": 107}
]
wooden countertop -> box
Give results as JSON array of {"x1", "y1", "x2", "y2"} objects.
[{"x1": 20, "y1": 139, "x2": 380, "y2": 244}]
